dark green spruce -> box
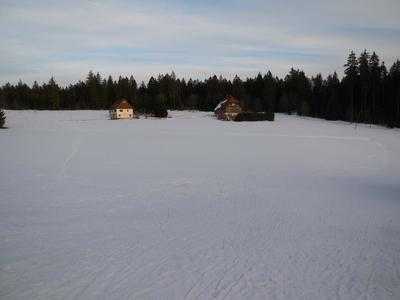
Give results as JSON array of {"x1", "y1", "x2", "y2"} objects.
[{"x1": 0, "y1": 108, "x2": 5, "y2": 128}]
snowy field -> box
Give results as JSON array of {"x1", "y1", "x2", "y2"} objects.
[{"x1": 1, "y1": 110, "x2": 400, "y2": 300}]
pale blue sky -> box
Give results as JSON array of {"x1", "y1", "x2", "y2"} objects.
[{"x1": 1, "y1": 0, "x2": 399, "y2": 85}]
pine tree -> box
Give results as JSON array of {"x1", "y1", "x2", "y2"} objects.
[
  {"x1": 343, "y1": 51, "x2": 359, "y2": 122},
  {"x1": 311, "y1": 74, "x2": 323, "y2": 117},
  {"x1": 369, "y1": 52, "x2": 381, "y2": 123},
  {"x1": 344, "y1": 51, "x2": 359, "y2": 78},
  {"x1": 146, "y1": 77, "x2": 159, "y2": 114},
  {"x1": 263, "y1": 71, "x2": 277, "y2": 113},
  {"x1": 232, "y1": 75, "x2": 245, "y2": 100},
  {"x1": 325, "y1": 72, "x2": 341, "y2": 120},
  {"x1": 106, "y1": 76, "x2": 116, "y2": 108},
  {"x1": 31, "y1": 81, "x2": 41, "y2": 109},
  {"x1": 284, "y1": 68, "x2": 312, "y2": 115},
  {"x1": 358, "y1": 50, "x2": 371, "y2": 122},
  {"x1": 0, "y1": 108, "x2": 5, "y2": 128},
  {"x1": 47, "y1": 77, "x2": 60, "y2": 110},
  {"x1": 378, "y1": 62, "x2": 388, "y2": 124},
  {"x1": 388, "y1": 60, "x2": 400, "y2": 127},
  {"x1": 128, "y1": 75, "x2": 137, "y2": 105}
]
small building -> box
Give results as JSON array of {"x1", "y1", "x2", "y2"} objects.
[
  {"x1": 110, "y1": 99, "x2": 137, "y2": 120},
  {"x1": 214, "y1": 95, "x2": 242, "y2": 120}
]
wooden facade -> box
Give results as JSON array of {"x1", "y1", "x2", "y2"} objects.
[
  {"x1": 109, "y1": 99, "x2": 137, "y2": 120},
  {"x1": 214, "y1": 95, "x2": 242, "y2": 121}
]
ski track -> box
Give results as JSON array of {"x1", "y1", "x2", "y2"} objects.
[
  {"x1": 59, "y1": 137, "x2": 82, "y2": 178},
  {"x1": 1, "y1": 110, "x2": 400, "y2": 299}
]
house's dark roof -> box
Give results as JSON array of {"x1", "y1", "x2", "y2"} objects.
[{"x1": 111, "y1": 99, "x2": 133, "y2": 109}]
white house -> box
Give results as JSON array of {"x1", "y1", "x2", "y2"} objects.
[{"x1": 109, "y1": 99, "x2": 137, "y2": 120}]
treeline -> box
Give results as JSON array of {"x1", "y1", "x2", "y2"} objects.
[{"x1": 1, "y1": 50, "x2": 399, "y2": 127}]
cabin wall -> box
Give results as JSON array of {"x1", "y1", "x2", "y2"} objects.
[
  {"x1": 216, "y1": 103, "x2": 242, "y2": 120},
  {"x1": 110, "y1": 109, "x2": 135, "y2": 119}
]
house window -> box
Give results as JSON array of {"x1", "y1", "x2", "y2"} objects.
[{"x1": 119, "y1": 109, "x2": 123, "y2": 112}]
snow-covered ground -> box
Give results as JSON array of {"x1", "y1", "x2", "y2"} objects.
[{"x1": 1, "y1": 110, "x2": 400, "y2": 299}]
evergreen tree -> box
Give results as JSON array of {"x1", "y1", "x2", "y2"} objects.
[
  {"x1": 343, "y1": 51, "x2": 359, "y2": 121},
  {"x1": 262, "y1": 71, "x2": 277, "y2": 113},
  {"x1": 46, "y1": 77, "x2": 61, "y2": 110},
  {"x1": 311, "y1": 74, "x2": 323, "y2": 117},
  {"x1": 106, "y1": 76, "x2": 116, "y2": 107},
  {"x1": 387, "y1": 60, "x2": 400, "y2": 127},
  {"x1": 358, "y1": 50, "x2": 371, "y2": 122},
  {"x1": 128, "y1": 75, "x2": 137, "y2": 105},
  {"x1": 283, "y1": 68, "x2": 312, "y2": 116},
  {"x1": 325, "y1": 72, "x2": 341, "y2": 120},
  {"x1": 369, "y1": 52, "x2": 381, "y2": 123},
  {"x1": 145, "y1": 77, "x2": 159, "y2": 114},
  {"x1": 0, "y1": 108, "x2": 5, "y2": 128},
  {"x1": 232, "y1": 75, "x2": 245, "y2": 102},
  {"x1": 31, "y1": 81, "x2": 41, "y2": 109},
  {"x1": 344, "y1": 51, "x2": 359, "y2": 78}
]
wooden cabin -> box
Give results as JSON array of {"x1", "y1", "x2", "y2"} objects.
[
  {"x1": 214, "y1": 95, "x2": 242, "y2": 121},
  {"x1": 109, "y1": 99, "x2": 137, "y2": 120}
]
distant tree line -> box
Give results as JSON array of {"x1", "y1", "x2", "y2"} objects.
[{"x1": 0, "y1": 50, "x2": 399, "y2": 127}]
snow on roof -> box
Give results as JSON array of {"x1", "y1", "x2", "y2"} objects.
[
  {"x1": 214, "y1": 99, "x2": 227, "y2": 112},
  {"x1": 214, "y1": 96, "x2": 240, "y2": 112}
]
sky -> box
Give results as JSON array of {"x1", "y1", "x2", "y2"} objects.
[{"x1": 1, "y1": 0, "x2": 399, "y2": 86}]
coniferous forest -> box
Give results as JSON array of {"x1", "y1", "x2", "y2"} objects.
[{"x1": 1, "y1": 50, "x2": 399, "y2": 127}]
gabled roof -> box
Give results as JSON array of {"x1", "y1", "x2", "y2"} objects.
[
  {"x1": 214, "y1": 99, "x2": 227, "y2": 112},
  {"x1": 111, "y1": 99, "x2": 133, "y2": 109},
  {"x1": 214, "y1": 95, "x2": 240, "y2": 112}
]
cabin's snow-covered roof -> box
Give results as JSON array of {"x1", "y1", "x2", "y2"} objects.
[
  {"x1": 214, "y1": 96, "x2": 240, "y2": 112},
  {"x1": 214, "y1": 99, "x2": 227, "y2": 112}
]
